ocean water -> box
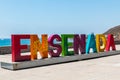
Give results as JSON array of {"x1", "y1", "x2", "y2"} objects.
[
  {"x1": 0, "y1": 38, "x2": 30, "y2": 47},
  {"x1": 0, "y1": 38, "x2": 72, "y2": 47}
]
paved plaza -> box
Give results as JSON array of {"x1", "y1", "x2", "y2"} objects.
[{"x1": 0, "y1": 45, "x2": 120, "y2": 80}]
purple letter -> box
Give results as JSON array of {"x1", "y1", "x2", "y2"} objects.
[
  {"x1": 48, "y1": 34, "x2": 62, "y2": 57},
  {"x1": 74, "y1": 34, "x2": 86, "y2": 54}
]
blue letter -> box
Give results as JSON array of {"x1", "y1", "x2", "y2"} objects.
[{"x1": 86, "y1": 33, "x2": 97, "y2": 54}]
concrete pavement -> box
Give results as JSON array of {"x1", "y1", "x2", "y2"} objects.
[{"x1": 0, "y1": 45, "x2": 120, "y2": 80}]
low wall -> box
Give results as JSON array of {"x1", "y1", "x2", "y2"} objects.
[
  {"x1": 0, "y1": 46, "x2": 30, "y2": 55},
  {"x1": 115, "y1": 41, "x2": 120, "y2": 44}
]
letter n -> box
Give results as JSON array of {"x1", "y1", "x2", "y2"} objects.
[
  {"x1": 74, "y1": 34, "x2": 86, "y2": 54},
  {"x1": 30, "y1": 34, "x2": 48, "y2": 60}
]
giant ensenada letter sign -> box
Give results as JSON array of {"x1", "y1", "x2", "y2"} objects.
[
  {"x1": 12, "y1": 33, "x2": 116, "y2": 62},
  {"x1": 1, "y1": 33, "x2": 119, "y2": 70}
]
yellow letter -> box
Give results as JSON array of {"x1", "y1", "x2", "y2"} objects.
[{"x1": 96, "y1": 34, "x2": 106, "y2": 52}]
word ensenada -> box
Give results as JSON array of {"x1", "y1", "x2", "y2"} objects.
[{"x1": 12, "y1": 34, "x2": 116, "y2": 62}]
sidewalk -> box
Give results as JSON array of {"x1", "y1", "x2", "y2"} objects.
[{"x1": 0, "y1": 45, "x2": 120, "y2": 80}]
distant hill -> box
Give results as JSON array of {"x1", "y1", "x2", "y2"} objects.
[{"x1": 104, "y1": 25, "x2": 120, "y2": 41}]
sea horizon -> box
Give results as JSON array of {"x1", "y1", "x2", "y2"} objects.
[{"x1": 0, "y1": 38, "x2": 30, "y2": 46}]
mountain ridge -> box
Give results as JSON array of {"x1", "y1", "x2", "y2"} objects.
[{"x1": 104, "y1": 25, "x2": 120, "y2": 41}]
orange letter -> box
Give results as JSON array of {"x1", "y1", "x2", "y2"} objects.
[{"x1": 30, "y1": 34, "x2": 48, "y2": 60}]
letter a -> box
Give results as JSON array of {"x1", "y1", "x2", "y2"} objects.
[
  {"x1": 106, "y1": 34, "x2": 116, "y2": 51},
  {"x1": 86, "y1": 33, "x2": 97, "y2": 54}
]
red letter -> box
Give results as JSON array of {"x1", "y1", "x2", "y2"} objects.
[
  {"x1": 48, "y1": 34, "x2": 62, "y2": 57},
  {"x1": 12, "y1": 35, "x2": 31, "y2": 62},
  {"x1": 106, "y1": 34, "x2": 116, "y2": 51}
]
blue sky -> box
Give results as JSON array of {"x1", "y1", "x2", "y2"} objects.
[{"x1": 0, "y1": 0, "x2": 120, "y2": 38}]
